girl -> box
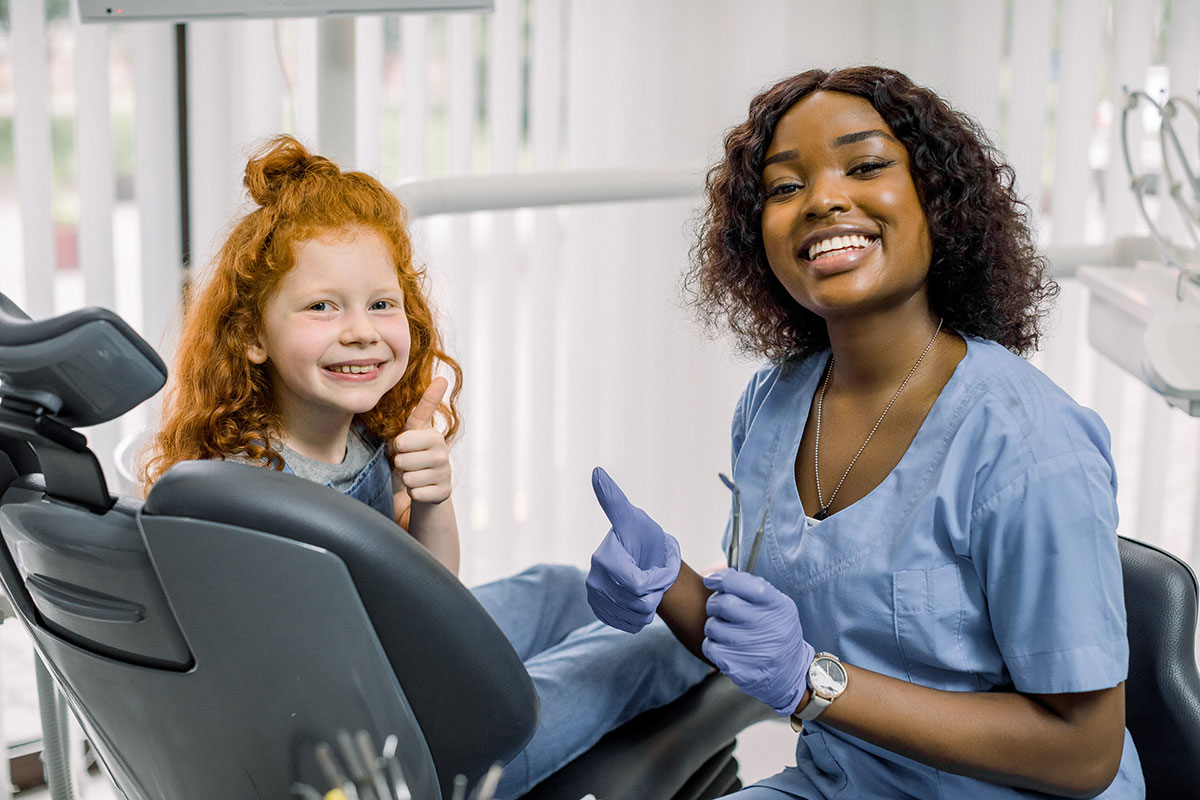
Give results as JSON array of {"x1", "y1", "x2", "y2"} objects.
[
  {"x1": 140, "y1": 135, "x2": 710, "y2": 799},
  {"x1": 585, "y1": 67, "x2": 1144, "y2": 798}
]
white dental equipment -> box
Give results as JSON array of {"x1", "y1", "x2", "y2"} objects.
[{"x1": 1076, "y1": 88, "x2": 1200, "y2": 417}]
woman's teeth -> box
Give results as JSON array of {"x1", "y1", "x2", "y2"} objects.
[
  {"x1": 328, "y1": 364, "x2": 378, "y2": 374},
  {"x1": 808, "y1": 234, "x2": 873, "y2": 260}
]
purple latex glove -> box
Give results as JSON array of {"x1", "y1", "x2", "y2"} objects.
[
  {"x1": 586, "y1": 467, "x2": 682, "y2": 633},
  {"x1": 701, "y1": 568, "x2": 815, "y2": 716}
]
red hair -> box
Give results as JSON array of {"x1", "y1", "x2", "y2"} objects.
[{"x1": 139, "y1": 135, "x2": 461, "y2": 490}]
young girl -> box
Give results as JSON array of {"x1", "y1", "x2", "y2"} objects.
[
  {"x1": 587, "y1": 67, "x2": 1143, "y2": 798},
  {"x1": 139, "y1": 135, "x2": 709, "y2": 799}
]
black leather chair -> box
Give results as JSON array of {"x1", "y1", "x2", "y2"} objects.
[
  {"x1": 0, "y1": 293, "x2": 772, "y2": 800},
  {"x1": 1118, "y1": 535, "x2": 1200, "y2": 799}
]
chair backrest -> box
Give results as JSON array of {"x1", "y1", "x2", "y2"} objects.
[
  {"x1": 0, "y1": 294, "x2": 538, "y2": 800},
  {"x1": 1118, "y1": 535, "x2": 1200, "y2": 797}
]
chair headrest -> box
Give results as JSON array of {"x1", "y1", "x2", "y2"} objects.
[{"x1": 0, "y1": 293, "x2": 166, "y2": 427}]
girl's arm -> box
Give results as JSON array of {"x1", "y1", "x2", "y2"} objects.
[{"x1": 404, "y1": 495, "x2": 460, "y2": 576}]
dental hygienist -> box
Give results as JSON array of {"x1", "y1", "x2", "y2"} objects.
[{"x1": 585, "y1": 66, "x2": 1143, "y2": 798}]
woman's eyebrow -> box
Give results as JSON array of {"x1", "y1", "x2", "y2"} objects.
[
  {"x1": 762, "y1": 149, "x2": 798, "y2": 168},
  {"x1": 832, "y1": 129, "x2": 899, "y2": 147},
  {"x1": 761, "y1": 128, "x2": 901, "y2": 170}
]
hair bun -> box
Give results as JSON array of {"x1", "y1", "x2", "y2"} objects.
[{"x1": 243, "y1": 134, "x2": 340, "y2": 207}]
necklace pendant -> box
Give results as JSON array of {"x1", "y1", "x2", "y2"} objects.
[{"x1": 814, "y1": 507, "x2": 830, "y2": 521}]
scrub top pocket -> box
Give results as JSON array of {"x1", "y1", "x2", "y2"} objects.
[{"x1": 892, "y1": 564, "x2": 970, "y2": 686}]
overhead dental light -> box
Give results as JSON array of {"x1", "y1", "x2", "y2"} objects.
[
  {"x1": 76, "y1": 0, "x2": 491, "y2": 23},
  {"x1": 1078, "y1": 87, "x2": 1200, "y2": 417}
]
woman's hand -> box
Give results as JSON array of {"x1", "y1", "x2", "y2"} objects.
[
  {"x1": 587, "y1": 467, "x2": 682, "y2": 633},
  {"x1": 393, "y1": 376, "x2": 452, "y2": 505},
  {"x1": 702, "y1": 568, "x2": 815, "y2": 716}
]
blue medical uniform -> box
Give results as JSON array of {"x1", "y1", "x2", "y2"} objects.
[{"x1": 723, "y1": 337, "x2": 1144, "y2": 799}]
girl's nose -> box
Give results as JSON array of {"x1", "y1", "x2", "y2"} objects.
[{"x1": 340, "y1": 311, "x2": 380, "y2": 345}]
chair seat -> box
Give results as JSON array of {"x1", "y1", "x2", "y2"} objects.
[{"x1": 520, "y1": 672, "x2": 775, "y2": 800}]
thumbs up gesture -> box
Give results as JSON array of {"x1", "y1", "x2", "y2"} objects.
[
  {"x1": 586, "y1": 467, "x2": 681, "y2": 633},
  {"x1": 393, "y1": 376, "x2": 452, "y2": 509}
]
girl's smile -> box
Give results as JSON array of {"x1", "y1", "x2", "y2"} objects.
[{"x1": 247, "y1": 226, "x2": 412, "y2": 443}]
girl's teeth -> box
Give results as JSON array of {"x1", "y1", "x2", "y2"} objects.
[
  {"x1": 808, "y1": 234, "x2": 872, "y2": 260},
  {"x1": 330, "y1": 364, "x2": 377, "y2": 374}
]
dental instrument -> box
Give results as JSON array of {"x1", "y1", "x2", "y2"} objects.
[{"x1": 719, "y1": 473, "x2": 766, "y2": 573}]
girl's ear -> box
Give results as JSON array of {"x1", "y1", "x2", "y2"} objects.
[{"x1": 246, "y1": 336, "x2": 268, "y2": 365}]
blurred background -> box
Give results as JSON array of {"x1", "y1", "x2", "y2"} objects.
[{"x1": 0, "y1": 0, "x2": 1198, "y2": 794}]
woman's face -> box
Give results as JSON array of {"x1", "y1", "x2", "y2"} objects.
[{"x1": 759, "y1": 90, "x2": 933, "y2": 322}]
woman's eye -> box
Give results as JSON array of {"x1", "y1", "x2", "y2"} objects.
[
  {"x1": 767, "y1": 182, "x2": 802, "y2": 198},
  {"x1": 850, "y1": 160, "x2": 893, "y2": 176}
]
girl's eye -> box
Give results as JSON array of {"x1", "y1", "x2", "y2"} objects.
[
  {"x1": 370, "y1": 299, "x2": 396, "y2": 311},
  {"x1": 307, "y1": 301, "x2": 329, "y2": 312},
  {"x1": 849, "y1": 160, "x2": 893, "y2": 176}
]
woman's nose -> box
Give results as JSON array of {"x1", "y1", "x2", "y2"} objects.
[{"x1": 804, "y1": 175, "x2": 851, "y2": 219}]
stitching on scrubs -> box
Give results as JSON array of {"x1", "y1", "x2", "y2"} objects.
[{"x1": 967, "y1": 449, "x2": 1115, "y2": 525}]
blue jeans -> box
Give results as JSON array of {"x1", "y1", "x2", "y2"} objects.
[{"x1": 471, "y1": 564, "x2": 711, "y2": 800}]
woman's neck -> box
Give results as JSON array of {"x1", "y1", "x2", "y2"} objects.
[{"x1": 824, "y1": 305, "x2": 945, "y2": 394}]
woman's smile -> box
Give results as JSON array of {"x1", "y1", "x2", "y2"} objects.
[{"x1": 759, "y1": 90, "x2": 932, "y2": 318}]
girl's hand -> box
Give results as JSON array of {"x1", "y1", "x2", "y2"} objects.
[{"x1": 393, "y1": 376, "x2": 452, "y2": 505}]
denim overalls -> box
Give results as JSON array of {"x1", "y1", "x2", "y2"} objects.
[{"x1": 282, "y1": 436, "x2": 395, "y2": 519}]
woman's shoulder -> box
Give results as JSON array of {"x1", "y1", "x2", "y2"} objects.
[
  {"x1": 735, "y1": 352, "x2": 825, "y2": 420},
  {"x1": 948, "y1": 336, "x2": 1114, "y2": 488}
]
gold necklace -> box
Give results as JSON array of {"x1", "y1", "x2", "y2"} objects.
[{"x1": 813, "y1": 319, "x2": 943, "y2": 520}]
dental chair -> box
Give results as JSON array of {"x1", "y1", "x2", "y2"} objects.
[
  {"x1": 1117, "y1": 535, "x2": 1200, "y2": 799},
  {"x1": 0, "y1": 294, "x2": 773, "y2": 800}
]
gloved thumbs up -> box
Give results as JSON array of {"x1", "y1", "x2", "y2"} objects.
[{"x1": 586, "y1": 467, "x2": 681, "y2": 633}]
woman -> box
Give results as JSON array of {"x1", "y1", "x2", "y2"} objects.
[{"x1": 584, "y1": 67, "x2": 1143, "y2": 798}]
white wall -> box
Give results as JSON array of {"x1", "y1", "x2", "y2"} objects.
[{"x1": 0, "y1": 0, "x2": 1197, "y2": 588}]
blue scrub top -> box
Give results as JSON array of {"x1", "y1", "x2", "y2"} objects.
[{"x1": 726, "y1": 336, "x2": 1144, "y2": 799}]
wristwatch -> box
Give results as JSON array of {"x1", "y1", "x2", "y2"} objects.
[{"x1": 790, "y1": 652, "x2": 848, "y2": 732}]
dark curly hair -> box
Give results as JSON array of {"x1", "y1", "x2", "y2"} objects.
[{"x1": 686, "y1": 66, "x2": 1057, "y2": 359}]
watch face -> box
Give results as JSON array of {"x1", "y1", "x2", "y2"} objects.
[{"x1": 811, "y1": 657, "x2": 847, "y2": 697}]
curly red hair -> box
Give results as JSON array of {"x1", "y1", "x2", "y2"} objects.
[{"x1": 139, "y1": 135, "x2": 461, "y2": 490}]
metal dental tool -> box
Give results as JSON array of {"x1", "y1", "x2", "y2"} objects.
[
  {"x1": 719, "y1": 473, "x2": 767, "y2": 573},
  {"x1": 381, "y1": 735, "x2": 412, "y2": 800},
  {"x1": 719, "y1": 472, "x2": 742, "y2": 569},
  {"x1": 468, "y1": 763, "x2": 504, "y2": 800},
  {"x1": 337, "y1": 730, "x2": 375, "y2": 800},
  {"x1": 315, "y1": 741, "x2": 350, "y2": 792},
  {"x1": 355, "y1": 730, "x2": 393, "y2": 800}
]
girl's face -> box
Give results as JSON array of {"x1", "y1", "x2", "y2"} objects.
[
  {"x1": 248, "y1": 227, "x2": 411, "y2": 435},
  {"x1": 759, "y1": 90, "x2": 933, "y2": 322}
]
